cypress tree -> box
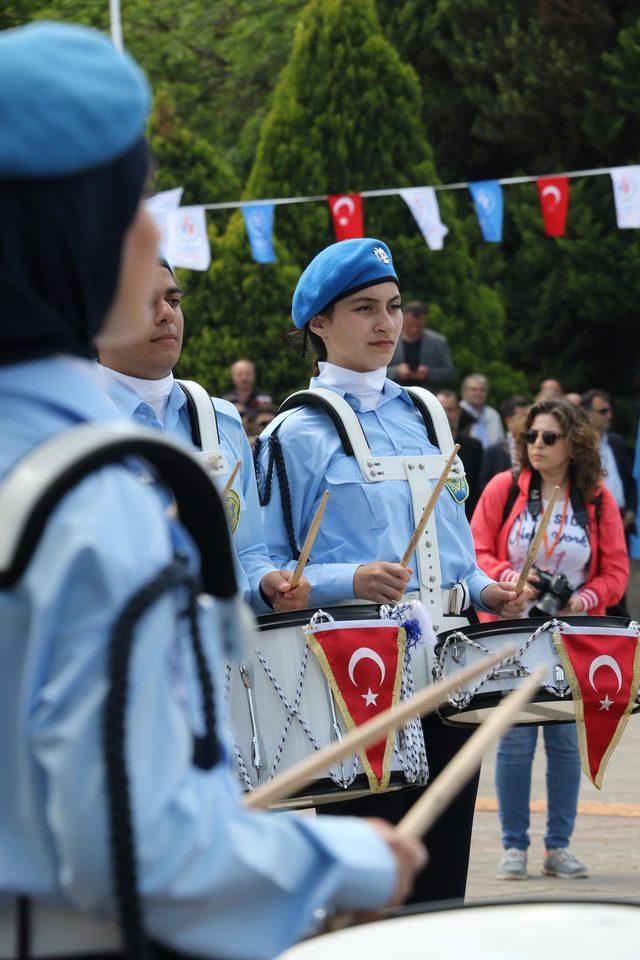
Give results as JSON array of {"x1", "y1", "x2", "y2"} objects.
[{"x1": 181, "y1": 0, "x2": 525, "y2": 401}]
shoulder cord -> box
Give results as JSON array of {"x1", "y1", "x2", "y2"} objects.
[
  {"x1": 103, "y1": 558, "x2": 219, "y2": 960},
  {"x1": 252, "y1": 430, "x2": 300, "y2": 561}
]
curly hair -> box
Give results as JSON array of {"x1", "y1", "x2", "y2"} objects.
[{"x1": 514, "y1": 399, "x2": 603, "y2": 502}]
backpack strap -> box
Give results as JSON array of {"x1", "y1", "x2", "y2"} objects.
[{"x1": 501, "y1": 469, "x2": 521, "y2": 527}]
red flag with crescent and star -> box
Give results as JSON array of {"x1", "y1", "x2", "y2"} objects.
[
  {"x1": 328, "y1": 193, "x2": 364, "y2": 241},
  {"x1": 536, "y1": 176, "x2": 570, "y2": 237},
  {"x1": 305, "y1": 619, "x2": 405, "y2": 791},
  {"x1": 553, "y1": 625, "x2": 640, "y2": 788}
]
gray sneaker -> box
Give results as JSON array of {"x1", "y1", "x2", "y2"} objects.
[
  {"x1": 496, "y1": 848, "x2": 528, "y2": 880},
  {"x1": 543, "y1": 848, "x2": 588, "y2": 879}
]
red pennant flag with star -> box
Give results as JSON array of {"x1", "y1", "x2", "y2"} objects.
[
  {"x1": 305, "y1": 620, "x2": 405, "y2": 791},
  {"x1": 328, "y1": 193, "x2": 364, "y2": 241},
  {"x1": 553, "y1": 625, "x2": 640, "y2": 788},
  {"x1": 536, "y1": 176, "x2": 570, "y2": 237}
]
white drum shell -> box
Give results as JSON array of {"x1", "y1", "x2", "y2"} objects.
[
  {"x1": 433, "y1": 616, "x2": 638, "y2": 725},
  {"x1": 227, "y1": 609, "x2": 428, "y2": 807}
]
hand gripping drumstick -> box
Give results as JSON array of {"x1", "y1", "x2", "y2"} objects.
[
  {"x1": 396, "y1": 666, "x2": 545, "y2": 840},
  {"x1": 222, "y1": 459, "x2": 242, "y2": 499},
  {"x1": 514, "y1": 485, "x2": 560, "y2": 595},
  {"x1": 243, "y1": 642, "x2": 516, "y2": 810},
  {"x1": 400, "y1": 445, "x2": 460, "y2": 569},
  {"x1": 289, "y1": 490, "x2": 330, "y2": 590}
]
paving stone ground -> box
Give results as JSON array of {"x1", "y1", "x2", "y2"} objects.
[{"x1": 467, "y1": 712, "x2": 640, "y2": 902}]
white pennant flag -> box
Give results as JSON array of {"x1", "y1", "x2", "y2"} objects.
[
  {"x1": 146, "y1": 187, "x2": 184, "y2": 260},
  {"x1": 400, "y1": 186, "x2": 449, "y2": 250},
  {"x1": 610, "y1": 166, "x2": 640, "y2": 229},
  {"x1": 164, "y1": 206, "x2": 211, "y2": 271}
]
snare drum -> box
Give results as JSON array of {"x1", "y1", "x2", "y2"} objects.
[
  {"x1": 226, "y1": 605, "x2": 428, "y2": 808},
  {"x1": 277, "y1": 900, "x2": 640, "y2": 960},
  {"x1": 432, "y1": 615, "x2": 638, "y2": 725}
]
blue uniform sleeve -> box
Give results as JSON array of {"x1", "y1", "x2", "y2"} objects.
[
  {"x1": 21, "y1": 467, "x2": 395, "y2": 959},
  {"x1": 256, "y1": 417, "x2": 359, "y2": 604},
  {"x1": 214, "y1": 400, "x2": 276, "y2": 613}
]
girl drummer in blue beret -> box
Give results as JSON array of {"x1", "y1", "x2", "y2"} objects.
[{"x1": 256, "y1": 237, "x2": 528, "y2": 904}]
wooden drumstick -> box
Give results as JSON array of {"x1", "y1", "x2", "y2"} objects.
[
  {"x1": 222, "y1": 459, "x2": 241, "y2": 498},
  {"x1": 396, "y1": 666, "x2": 545, "y2": 840},
  {"x1": 289, "y1": 491, "x2": 330, "y2": 589},
  {"x1": 243, "y1": 642, "x2": 517, "y2": 810},
  {"x1": 400, "y1": 445, "x2": 460, "y2": 569},
  {"x1": 514, "y1": 485, "x2": 560, "y2": 595}
]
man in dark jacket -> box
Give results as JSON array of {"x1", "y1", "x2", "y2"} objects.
[
  {"x1": 388, "y1": 300, "x2": 455, "y2": 388},
  {"x1": 480, "y1": 395, "x2": 530, "y2": 489},
  {"x1": 582, "y1": 389, "x2": 637, "y2": 533}
]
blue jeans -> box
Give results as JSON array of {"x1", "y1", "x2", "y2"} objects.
[{"x1": 495, "y1": 724, "x2": 581, "y2": 851}]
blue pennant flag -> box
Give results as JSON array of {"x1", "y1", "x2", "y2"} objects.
[
  {"x1": 242, "y1": 203, "x2": 276, "y2": 263},
  {"x1": 469, "y1": 180, "x2": 503, "y2": 242}
]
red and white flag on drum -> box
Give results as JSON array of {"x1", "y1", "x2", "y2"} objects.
[
  {"x1": 553, "y1": 624, "x2": 640, "y2": 788},
  {"x1": 536, "y1": 176, "x2": 569, "y2": 237},
  {"x1": 305, "y1": 619, "x2": 405, "y2": 791},
  {"x1": 328, "y1": 193, "x2": 364, "y2": 241}
]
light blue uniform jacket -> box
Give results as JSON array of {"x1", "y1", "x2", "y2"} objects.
[
  {"x1": 256, "y1": 377, "x2": 494, "y2": 607},
  {"x1": 0, "y1": 357, "x2": 395, "y2": 959},
  {"x1": 105, "y1": 377, "x2": 273, "y2": 613}
]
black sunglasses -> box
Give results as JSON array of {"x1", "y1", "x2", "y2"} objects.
[
  {"x1": 524, "y1": 429, "x2": 565, "y2": 446},
  {"x1": 595, "y1": 406, "x2": 611, "y2": 415}
]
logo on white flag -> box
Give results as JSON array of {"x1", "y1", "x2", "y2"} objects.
[
  {"x1": 399, "y1": 187, "x2": 448, "y2": 251},
  {"x1": 165, "y1": 206, "x2": 211, "y2": 271},
  {"x1": 610, "y1": 166, "x2": 640, "y2": 229}
]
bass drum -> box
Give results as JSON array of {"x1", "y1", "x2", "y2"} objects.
[
  {"x1": 277, "y1": 900, "x2": 640, "y2": 960},
  {"x1": 431, "y1": 615, "x2": 637, "y2": 725},
  {"x1": 227, "y1": 604, "x2": 428, "y2": 808}
]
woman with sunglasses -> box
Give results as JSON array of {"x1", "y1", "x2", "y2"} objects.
[{"x1": 472, "y1": 399, "x2": 628, "y2": 882}]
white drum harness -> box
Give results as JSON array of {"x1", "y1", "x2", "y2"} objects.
[{"x1": 176, "y1": 378, "x2": 228, "y2": 477}]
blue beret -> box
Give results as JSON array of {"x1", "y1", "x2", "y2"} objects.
[
  {"x1": 0, "y1": 21, "x2": 150, "y2": 178},
  {"x1": 292, "y1": 238, "x2": 399, "y2": 329}
]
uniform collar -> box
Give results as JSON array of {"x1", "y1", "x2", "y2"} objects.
[
  {"x1": 0, "y1": 355, "x2": 124, "y2": 423},
  {"x1": 101, "y1": 367, "x2": 186, "y2": 421},
  {"x1": 310, "y1": 370, "x2": 412, "y2": 411}
]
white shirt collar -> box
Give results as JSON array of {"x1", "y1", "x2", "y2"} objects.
[
  {"x1": 316, "y1": 362, "x2": 386, "y2": 412},
  {"x1": 100, "y1": 366, "x2": 175, "y2": 423}
]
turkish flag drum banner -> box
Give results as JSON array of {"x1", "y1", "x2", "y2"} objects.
[
  {"x1": 328, "y1": 193, "x2": 364, "y2": 241},
  {"x1": 305, "y1": 619, "x2": 406, "y2": 791},
  {"x1": 536, "y1": 176, "x2": 570, "y2": 237},
  {"x1": 553, "y1": 624, "x2": 640, "y2": 788}
]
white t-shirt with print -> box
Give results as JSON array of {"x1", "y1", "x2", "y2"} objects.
[{"x1": 507, "y1": 497, "x2": 591, "y2": 612}]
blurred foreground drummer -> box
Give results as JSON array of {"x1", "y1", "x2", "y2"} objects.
[
  {"x1": 0, "y1": 23, "x2": 425, "y2": 960},
  {"x1": 255, "y1": 239, "x2": 528, "y2": 903},
  {"x1": 98, "y1": 257, "x2": 311, "y2": 614}
]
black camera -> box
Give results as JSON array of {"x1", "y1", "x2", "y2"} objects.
[{"x1": 528, "y1": 566, "x2": 574, "y2": 618}]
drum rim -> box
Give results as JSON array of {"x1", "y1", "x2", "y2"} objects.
[
  {"x1": 383, "y1": 894, "x2": 640, "y2": 920},
  {"x1": 256, "y1": 604, "x2": 385, "y2": 630},
  {"x1": 438, "y1": 687, "x2": 640, "y2": 725},
  {"x1": 437, "y1": 615, "x2": 631, "y2": 639},
  {"x1": 258, "y1": 606, "x2": 472, "y2": 630}
]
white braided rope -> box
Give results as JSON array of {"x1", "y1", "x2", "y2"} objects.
[{"x1": 224, "y1": 662, "x2": 254, "y2": 791}]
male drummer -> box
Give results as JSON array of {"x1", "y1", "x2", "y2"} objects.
[{"x1": 98, "y1": 257, "x2": 309, "y2": 614}]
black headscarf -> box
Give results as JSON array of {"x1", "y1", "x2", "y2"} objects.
[{"x1": 0, "y1": 137, "x2": 148, "y2": 367}]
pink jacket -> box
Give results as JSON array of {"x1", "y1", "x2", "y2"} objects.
[{"x1": 471, "y1": 468, "x2": 629, "y2": 619}]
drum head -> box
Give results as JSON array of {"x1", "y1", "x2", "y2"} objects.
[{"x1": 279, "y1": 900, "x2": 640, "y2": 960}]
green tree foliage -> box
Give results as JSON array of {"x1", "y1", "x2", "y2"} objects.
[
  {"x1": 181, "y1": 0, "x2": 525, "y2": 401},
  {"x1": 379, "y1": 0, "x2": 640, "y2": 427}
]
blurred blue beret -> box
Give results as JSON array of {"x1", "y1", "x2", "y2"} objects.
[
  {"x1": 0, "y1": 21, "x2": 150, "y2": 178},
  {"x1": 292, "y1": 238, "x2": 399, "y2": 329}
]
